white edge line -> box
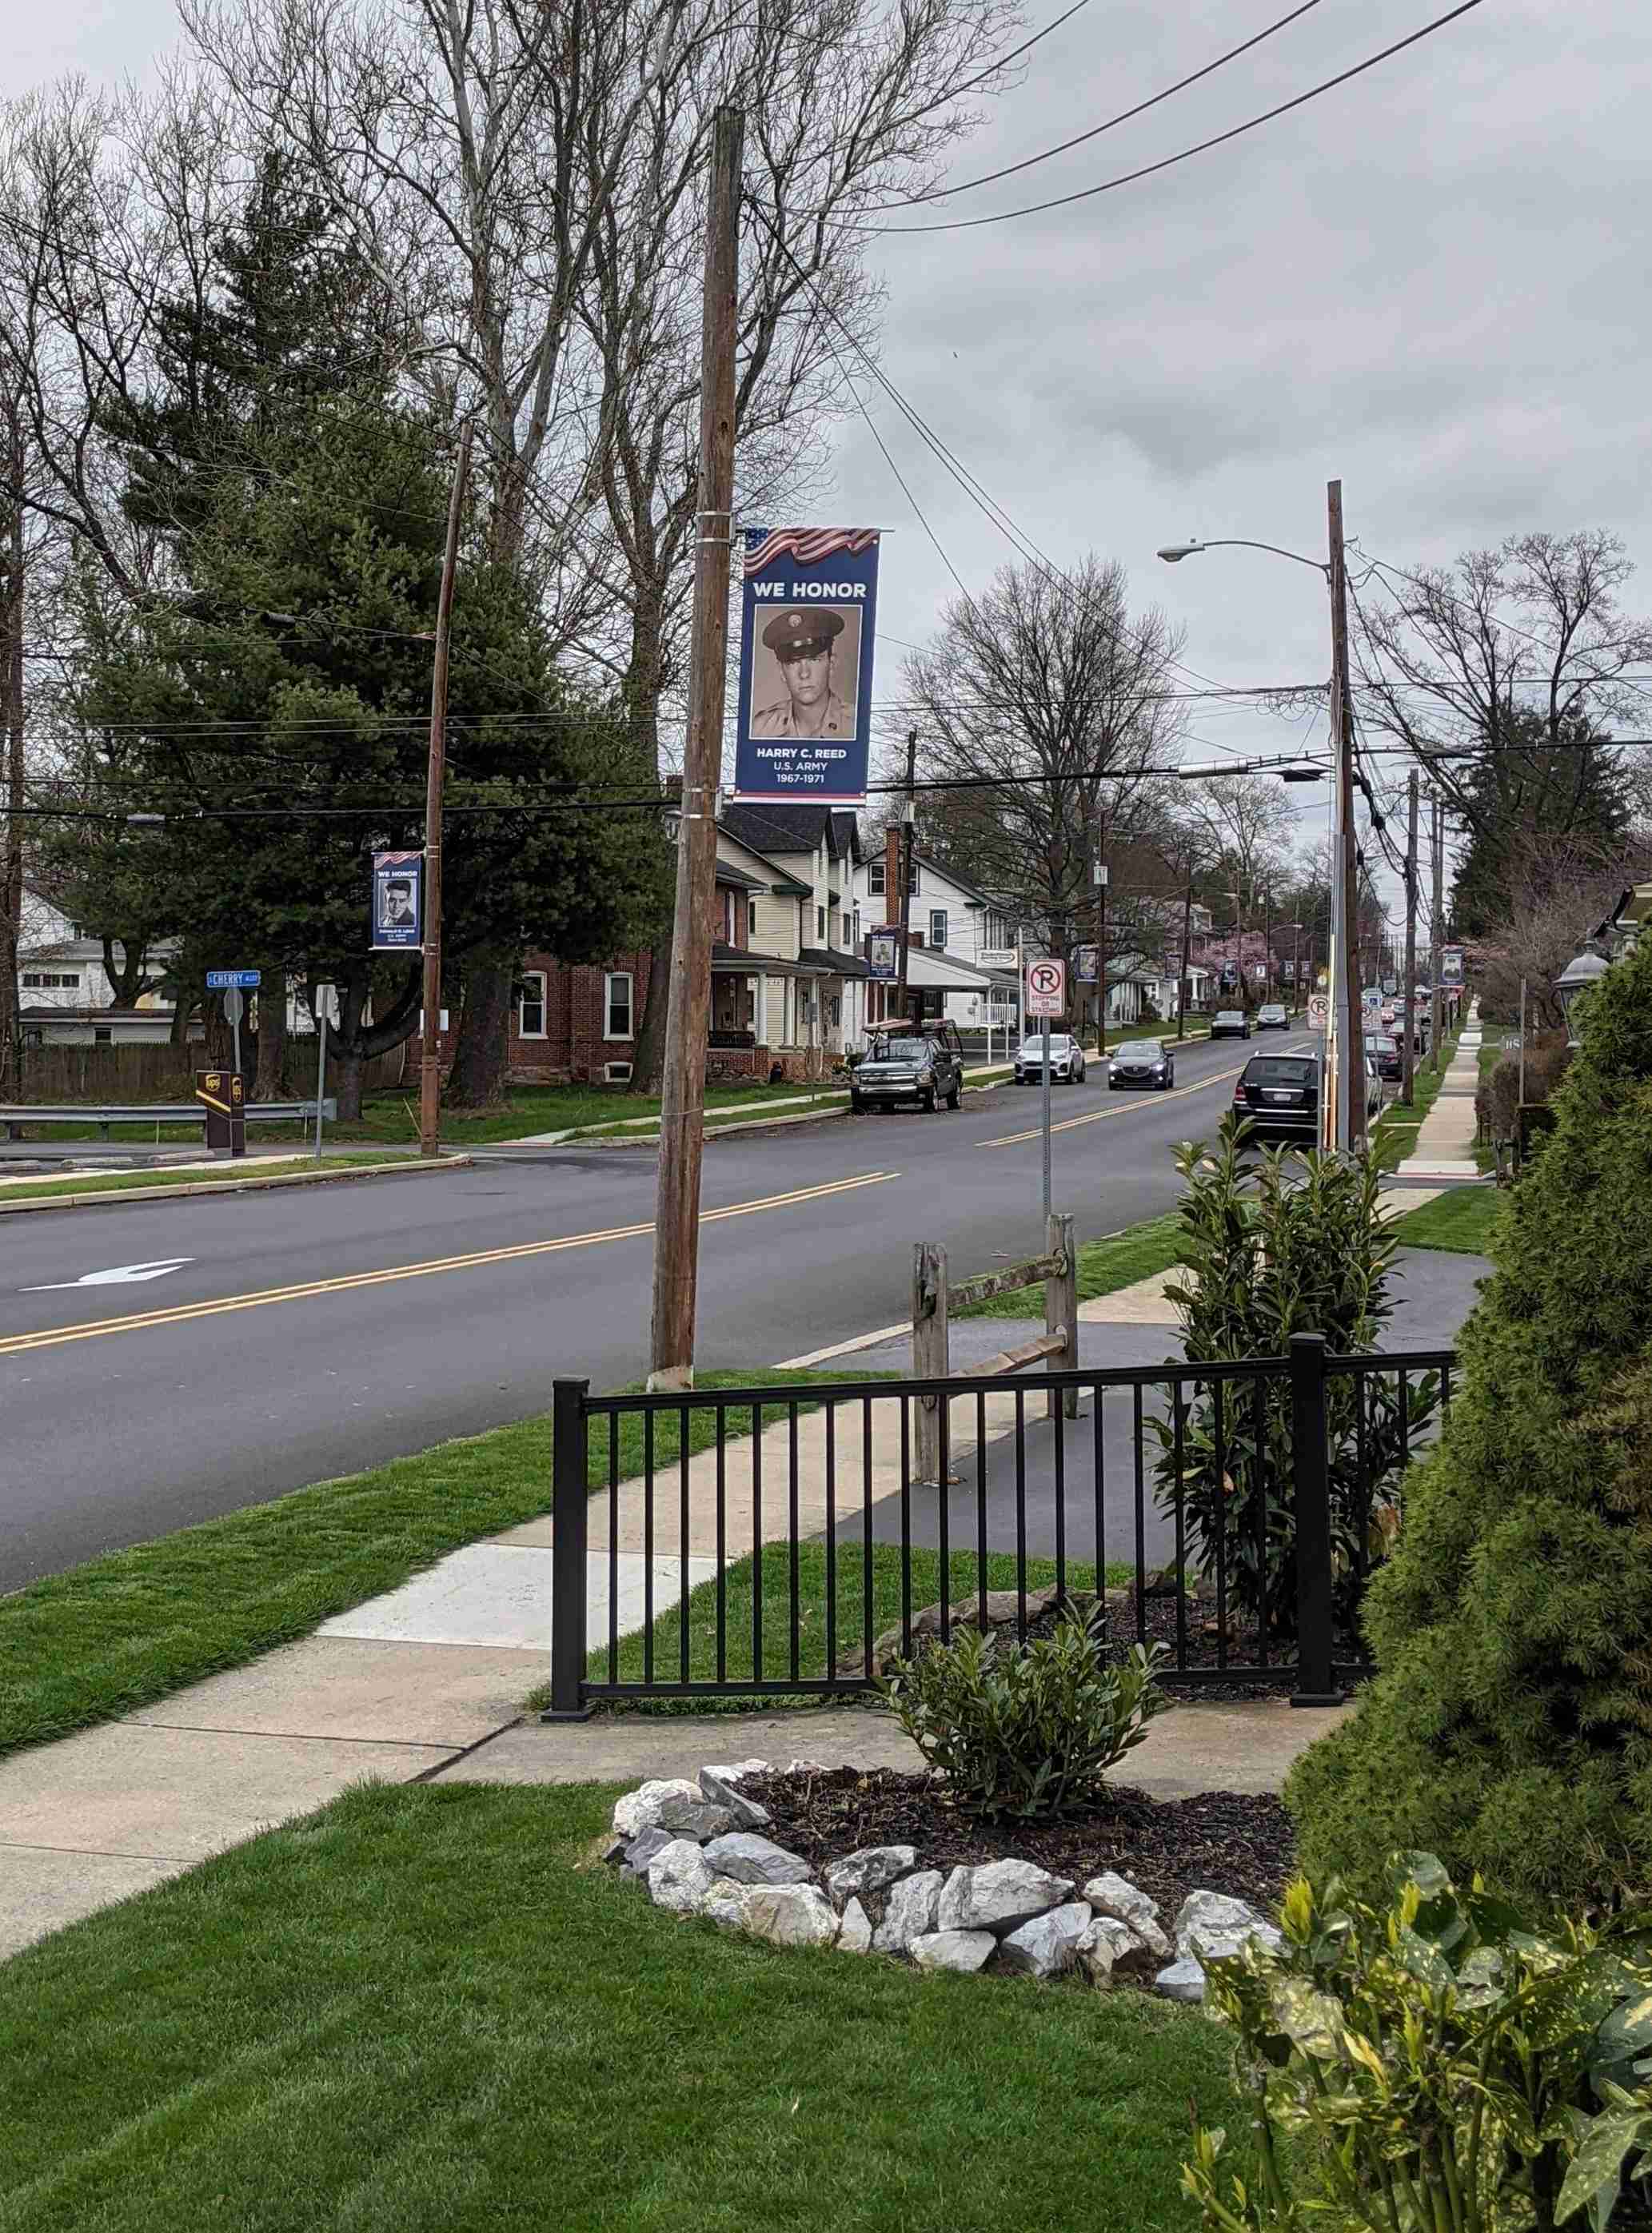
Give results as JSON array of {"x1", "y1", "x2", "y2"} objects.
[{"x1": 773, "y1": 1318, "x2": 910, "y2": 1370}]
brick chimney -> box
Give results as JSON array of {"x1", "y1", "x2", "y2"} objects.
[{"x1": 884, "y1": 826, "x2": 902, "y2": 923}]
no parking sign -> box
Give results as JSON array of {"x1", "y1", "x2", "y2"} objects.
[{"x1": 1026, "y1": 958, "x2": 1066, "y2": 1018}]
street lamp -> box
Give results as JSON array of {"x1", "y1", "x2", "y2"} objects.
[
  {"x1": 1554, "y1": 944, "x2": 1610, "y2": 1045},
  {"x1": 1157, "y1": 493, "x2": 1364, "y2": 1151}
]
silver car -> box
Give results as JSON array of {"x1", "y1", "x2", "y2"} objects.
[{"x1": 1014, "y1": 1031, "x2": 1086, "y2": 1084}]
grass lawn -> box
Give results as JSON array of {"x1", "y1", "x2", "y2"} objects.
[
  {"x1": 0, "y1": 1369, "x2": 893, "y2": 1761},
  {"x1": 0, "y1": 1780, "x2": 1243, "y2": 2233},
  {"x1": 1389, "y1": 1185, "x2": 1503, "y2": 1256},
  {"x1": 958, "y1": 1211, "x2": 1185, "y2": 1321},
  {"x1": 0, "y1": 1150, "x2": 417, "y2": 1207},
  {"x1": 526, "y1": 1544, "x2": 1136, "y2": 1717}
]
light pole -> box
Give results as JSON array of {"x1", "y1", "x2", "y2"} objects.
[{"x1": 1158, "y1": 490, "x2": 1365, "y2": 1149}]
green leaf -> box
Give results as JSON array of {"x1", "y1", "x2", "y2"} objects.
[{"x1": 1557, "y1": 2107, "x2": 1652, "y2": 2232}]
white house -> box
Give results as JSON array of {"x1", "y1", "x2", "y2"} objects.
[
  {"x1": 15, "y1": 889, "x2": 179, "y2": 1046},
  {"x1": 850, "y1": 833, "x2": 1022, "y2": 1050}
]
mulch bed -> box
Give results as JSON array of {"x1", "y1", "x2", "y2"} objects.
[{"x1": 740, "y1": 1764, "x2": 1296, "y2": 1929}]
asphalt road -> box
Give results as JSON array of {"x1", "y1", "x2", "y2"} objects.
[{"x1": 1, "y1": 1033, "x2": 1306, "y2": 1589}]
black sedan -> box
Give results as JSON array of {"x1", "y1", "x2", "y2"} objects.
[
  {"x1": 1210, "y1": 1009, "x2": 1251, "y2": 1040},
  {"x1": 1368, "y1": 1031, "x2": 1403, "y2": 1083},
  {"x1": 1107, "y1": 1039, "x2": 1176, "y2": 1091}
]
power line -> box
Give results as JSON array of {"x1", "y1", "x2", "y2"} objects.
[
  {"x1": 860, "y1": 0, "x2": 1486, "y2": 234},
  {"x1": 876, "y1": 0, "x2": 1327, "y2": 210}
]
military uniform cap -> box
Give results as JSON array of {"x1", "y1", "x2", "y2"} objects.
[{"x1": 761, "y1": 607, "x2": 844, "y2": 656}]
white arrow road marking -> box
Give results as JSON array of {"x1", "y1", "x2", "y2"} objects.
[{"x1": 23, "y1": 1258, "x2": 195, "y2": 1293}]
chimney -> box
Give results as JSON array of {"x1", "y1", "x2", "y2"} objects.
[{"x1": 884, "y1": 826, "x2": 902, "y2": 923}]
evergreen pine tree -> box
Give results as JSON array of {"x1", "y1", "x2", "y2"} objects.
[{"x1": 1286, "y1": 939, "x2": 1652, "y2": 1910}]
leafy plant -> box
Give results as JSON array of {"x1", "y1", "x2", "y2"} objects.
[
  {"x1": 1151, "y1": 1121, "x2": 1438, "y2": 1641},
  {"x1": 1184, "y1": 1851, "x2": 1652, "y2": 2233},
  {"x1": 878, "y1": 1602, "x2": 1171, "y2": 1821}
]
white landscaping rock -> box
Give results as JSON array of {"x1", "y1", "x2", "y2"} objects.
[
  {"x1": 936, "y1": 1859, "x2": 1075, "y2": 1937},
  {"x1": 784, "y1": 1758, "x2": 830, "y2": 1776},
  {"x1": 621, "y1": 1826, "x2": 676, "y2": 1878},
  {"x1": 996, "y1": 1901, "x2": 1094, "y2": 1980},
  {"x1": 700, "y1": 1832, "x2": 812, "y2": 1887},
  {"x1": 1175, "y1": 1890, "x2": 1283, "y2": 1965},
  {"x1": 647, "y1": 1839, "x2": 716, "y2": 1916},
  {"x1": 740, "y1": 1884, "x2": 840, "y2": 1949},
  {"x1": 872, "y1": 1868, "x2": 944, "y2": 1953},
  {"x1": 613, "y1": 1779, "x2": 734, "y2": 1843},
  {"x1": 1082, "y1": 1872, "x2": 1162, "y2": 1932},
  {"x1": 1155, "y1": 1957, "x2": 1208, "y2": 2003},
  {"x1": 911, "y1": 1929, "x2": 996, "y2": 1975},
  {"x1": 824, "y1": 1845, "x2": 917, "y2": 1908},
  {"x1": 838, "y1": 1898, "x2": 873, "y2": 1953},
  {"x1": 700, "y1": 1876, "x2": 750, "y2": 1930},
  {"x1": 699, "y1": 1764, "x2": 772, "y2": 1830},
  {"x1": 1075, "y1": 1918, "x2": 1118, "y2": 1988},
  {"x1": 1082, "y1": 1916, "x2": 1166, "y2": 1980}
]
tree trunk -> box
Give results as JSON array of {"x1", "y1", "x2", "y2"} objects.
[
  {"x1": 447, "y1": 957, "x2": 513, "y2": 1106},
  {"x1": 331, "y1": 968, "x2": 369, "y2": 1122},
  {"x1": 0, "y1": 409, "x2": 22, "y2": 1102},
  {"x1": 254, "y1": 971, "x2": 288, "y2": 1099}
]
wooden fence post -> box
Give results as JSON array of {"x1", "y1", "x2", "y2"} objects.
[
  {"x1": 1046, "y1": 1212, "x2": 1078, "y2": 1421},
  {"x1": 912, "y1": 1239, "x2": 948, "y2": 1485}
]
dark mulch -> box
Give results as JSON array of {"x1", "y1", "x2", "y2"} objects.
[{"x1": 740, "y1": 1764, "x2": 1296, "y2": 1930}]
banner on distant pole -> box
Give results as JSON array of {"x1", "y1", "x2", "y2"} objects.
[
  {"x1": 732, "y1": 527, "x2": 881, "y2": 804},
  {"x1": 371, "y1": 850, "x2": 424, "y2": 951}
]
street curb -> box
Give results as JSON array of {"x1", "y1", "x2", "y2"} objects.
[
  {"x1": 0, "y1": 1154, "x2": 475, "y2": 1217},
  {"x1": 572, "y1": 1078, "x2": 1015, "y2": 1150}
]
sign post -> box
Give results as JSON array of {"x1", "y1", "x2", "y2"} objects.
[{"x1": 1026, "y1": 957, "x2": 1067, "y2": 1223}]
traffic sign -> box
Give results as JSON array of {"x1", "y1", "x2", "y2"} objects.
[
  {"x1": 221, "y1": 987, "x2": 245, "y2": 1028},
  {"x1": 1308, "y1": 994, "x2": 1329, "y2": 1032},
  {"x1": 1026, "y1": 958, "x2": 1066, "y2": 1018},
  {"x1": 206, "y1": 969, "x2": 261, "y2": 989}
]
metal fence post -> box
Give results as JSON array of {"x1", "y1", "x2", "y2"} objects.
[
  {"x1": 543, "y1": 1378, "x2": 593, "y2": 1722},
  {"x1": 912, "y1": 1240, "x2": 948, "y2": 1486},
  {"x1": 1288, "y1": 1334, "x2": 1341, "y2": 1706},
  {"x1": 1046, "y1": 1212, "x2": 1078, "y2": 1421}
]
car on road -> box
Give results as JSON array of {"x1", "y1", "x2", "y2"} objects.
[
  {"x1": 1255, "y1": 1003, "x2": 1290, "y2": 1031},
  {"x1": 850, "y1": 1022, "x2": 965, "y2": 1113},
  {"x1": 1107, "y1": 1039, "x2": 1175, "y2": 1091},
  {"x1": 1012, "y1": 1031, "x2": 1086, "y2": 1085},
  {"x1": 1368, "y1": 1030, "x2": 1403, "y2": 1083},
  {"x1": 1232, "y1": 1051, "x2": 1319, "y2": 1139},
  {"x1": 1210, "y1": 1009, "x2": 1251, "y2": 1039}
]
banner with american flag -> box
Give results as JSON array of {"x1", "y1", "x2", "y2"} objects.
[{"x1": 733, "y1": 525, "x2": 882, "y2": 805}]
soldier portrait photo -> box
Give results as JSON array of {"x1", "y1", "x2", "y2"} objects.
[
  {"x1": 747, "y1": 605, "x2": 861, "y2": 742},
  {"x1": 379, "y1": 875, "x2": 417, "y2": 932}
]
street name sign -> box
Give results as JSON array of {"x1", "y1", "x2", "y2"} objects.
[{"x1": 206, "y1": 969, "x2": 261, "y2": 989}]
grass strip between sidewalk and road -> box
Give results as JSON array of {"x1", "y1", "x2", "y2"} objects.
[
  {"x1": 1387, "y1": 1185, "x2": 1503, "y2": 1255},
  {"x1": 0, "y1": 1779, "x2": 1244, "y2": 2233},
  {"x1": 0, "y1": 1150, "x2": 419, "y2": 1207},
  {"x1": 0, "y1": 1368, "x2": 895, "y2": 1762},
  {"x1": 524, "y1": 1545, "x2": 1137, "y2": 1718}
]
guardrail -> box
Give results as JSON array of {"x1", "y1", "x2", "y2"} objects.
[
  {"x1": 1, "y1": 1099, "x2": 336, "y2": 1142},
  {"x1": 911, "y1": 1217, "x2": 1078, "y2": 1485}
]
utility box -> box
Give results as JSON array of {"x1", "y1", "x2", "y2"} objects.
[{"x1": 195, "y1": 1068, "x2": 245, "y2": 1158}]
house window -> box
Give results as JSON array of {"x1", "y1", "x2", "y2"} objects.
[
  {"x1": 22, "y1": 971, "x2": 81, "y2": 990},
  {"x1": 928, "y1": 909, "x2": 948, "y2": 951},
  {"x1": 908, "y1": 862, "x2": 921, "y2": 896},
  {"x1": 868, "y1": 859, "x2": 886, "y2": 897},
  {"x1": 831, "y1": 995, "x2": 841, "y2": 1027},
  {"x1": 605, "y1": 971, "x2": 634, "y2": 1041},
  {"x1": 94, "y1": 1027, "x2": 113, "y2": 1045},
  {"x1": 816, "y1": 905, "x2": 825, "y2": 942},
  {"x1": 517, "y1": 971, "x2": 547, "y2": 1039},
  {"x1": 748, "y1": 899, "x2": 759, "y2": 939}
]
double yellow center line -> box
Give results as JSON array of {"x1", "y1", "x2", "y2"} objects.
[
  {"x1": 0, "y1": 1169, "x2": 897, "y2": 1360},
  {"x1": 978, "y1": 1063, "x2": 1249, "y2": 1147}
]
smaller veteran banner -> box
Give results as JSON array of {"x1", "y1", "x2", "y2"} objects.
[
  {"x1": 372, "y1": 850, "x2": 424, "y2": 951},
  {"x1": 733, "y1": 527, "x2": 881, "y2": 803}
]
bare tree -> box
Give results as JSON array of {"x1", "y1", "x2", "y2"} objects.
[
  {"x1": 901, "y1": 556, "x2": 1187, "y2": 1005},
  {"x1": 1351, "y1": 532, "x2": 1652, "y2": 843},
  {"x1": 1471, "y1": 829, "x2": 1651, "y2": 1030},
  {"x1": 1173, "y1": 773, "x2": 1299, "y2": 1007}
]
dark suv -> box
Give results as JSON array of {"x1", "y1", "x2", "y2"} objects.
[
  {"x1": 850, "y1": 1022, "x2": 965, "y2": 1113},
  {"x1": 1231, "y1": 1051, "x2": 1320, "y2": 1140}
]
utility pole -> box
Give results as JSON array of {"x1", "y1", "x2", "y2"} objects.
[
  {"x1": 1092, "y1": 847, "x2": 1107, "y2": 1048},
  {"x1": 1327, "y1": 477, "x2": 1365, "y2": 1150},
  {"x1": 649, "y1": 105, "x2": 742, "y2": 1390},
  {"x1": 419, "y1": 421, "x2": 472, "y2": 1160},
  {"x1": 1262, "y1": 882, "x2": 1273, "y2": 1004},
  {"x1": 895, "y1": 726, "x2": 917, "y2": 1025},
  {"x1": 1402, "y1": 766, "x2": 1419, "y2": 1106},
  {"x1": 1176, "y1": 857, "x2": 1193, "y2": 1042},
  {"x1": 1429, "y1": 789, "x2": 1444, "y2": 1076}
]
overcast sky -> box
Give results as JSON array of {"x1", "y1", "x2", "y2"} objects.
[{"x1": 18, "y1": 0, "x2": 1650, "y2": 939}]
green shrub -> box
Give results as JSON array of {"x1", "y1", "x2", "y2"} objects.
[
  {"x1": 879, "y1": 1603, "x2": 1170, "y2": 1820},
  {"x1": 1184, "y1": 1851, "x2": 1652, "y2": 2233},
  {"x1": 1287, "y1": 939, "x2": 1652, "y2": 1912},
  {"x1": 1151, "y1": 1121, "x2": 1438, "y2": 1639}
]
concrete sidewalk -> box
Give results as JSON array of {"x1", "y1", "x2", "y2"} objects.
[{"x1": 1395, "y1": 1002, "x2": 1485, "y2": 1181}]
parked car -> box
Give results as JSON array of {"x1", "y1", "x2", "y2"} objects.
[
  {"x1": 1107, "y1": 1039, "x2": 1175, "y2": 1091},
  {"x1": 1231, "y1": 1051, "x2": 1319, "y2": 1138},
  {"x1": 1013, "y1": 1031, "x2": 1086, "y2": 1085},
  {"x1": 1368, "y1": 1030, "x2": 1403, "y2": 1083},
  {"x1": 1255, "y1": 1003, "x2": 1290, "y2": 1031},
  {"x1": 850, "y1": 1022, "x2": 965, "y2": 1113},
  {"x1": 1210, "y1": 1009, "x2": 1251, "y2": 1040}
]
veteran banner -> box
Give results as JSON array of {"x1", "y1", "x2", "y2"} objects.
[{"x1": 733, "y1": 527, "x2": 881, "y2": 803}]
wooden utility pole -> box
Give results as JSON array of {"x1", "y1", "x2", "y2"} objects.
[
  {"x1": 648, "y1": 105, "x2": 743, "y2": 1390},
  {"x1": 1429, "y1": 790, "x2": 1445, "y2": 1075},
  {"x1": 418, "y1": 421, "x2": 472, "y2": 1160},
  {"x1": 1327, "y1": 478, "x2": 1366, "y2": 1149},
  {"x1": 0, "y1": 405, "x2": 23, "y2": 1102},
  {"x1": 895, "y1": 726, "x2": 917, "y2": 1024},
  {"x1": 1176, "y1": 862, "x2": 1193, "y2": 1042},
  {"x1": 1401, "y1": 766, "x2": 1419, "y2": 1106}
]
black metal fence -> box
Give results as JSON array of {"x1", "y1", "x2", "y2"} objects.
[{"x1": 545, "y1": 1334, "x2": 1456, "y2": 1720}]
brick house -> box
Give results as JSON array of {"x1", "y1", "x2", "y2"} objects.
[{"x1": 502, "y1": 804, "x2": 871, "y2": 1085}]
